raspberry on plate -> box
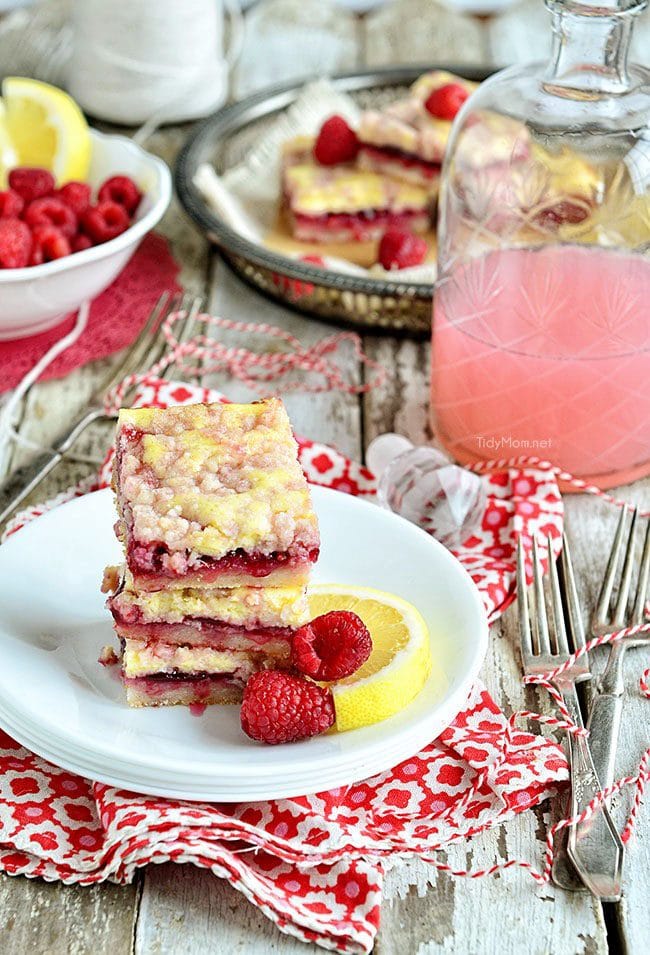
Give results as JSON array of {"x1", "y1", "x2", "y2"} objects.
[
  {"x1": 98, "y1": 175, "x2": 142, "y2": 216},
  {"x1": 0, "y1": 189, "x2": 24, "y2": 219},
  {"x1": 378, "y1": 228, "x2": 428, "y2": 270},
  {"x1": 240, "y1": 670, "x2": 335, "y2": 744},
  {"x1": 424, "y1": 83, "x2": 470, "y2": 121},
  {"x1": 8, "y1": 167, "x2": 55, "y2": 203},
  {"x1": 313, "y1": 115, "x2": 359, "y2": 166},
  {"x1": 58, "y1": 181, "x2": 92, "y2": 216},
  {"x1": 82, "y1": 200, "x2": 130, "y2": 243},
  {"x1": 292, "y1": 611, "x2": 372, "y2": 681},
  {"x1": 0, "y1": 218, "x2": 32, "y2": 268},
  {"x1": 30, "y1": 224, "x2": 71, "y2": 264},
  {"x1": 24, "y1": 196, "x2": 78, "y2": 238}
]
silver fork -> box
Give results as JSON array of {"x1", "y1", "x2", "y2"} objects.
[
  {"x1": 517, "y1": 533, "x2": 624, "y2": 900},
  {"x1": 588, "y1": 507, "x2": 650, "y2": 794},
  {"x1": 0, "y1": 292, "x2": 201, "y2": 530}
]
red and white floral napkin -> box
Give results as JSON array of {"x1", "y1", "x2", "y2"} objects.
[{"x1": 1, "y1": 378, "x2": 567, "y2": 954}]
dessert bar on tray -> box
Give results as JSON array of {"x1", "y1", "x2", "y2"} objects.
[{"x1": 282, "y1": 135, "x2": 431, "y2": 242}]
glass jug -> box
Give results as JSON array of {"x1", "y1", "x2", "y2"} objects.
[{"x1": 431, "y1": 0, "x2": 650, "y2": 490}]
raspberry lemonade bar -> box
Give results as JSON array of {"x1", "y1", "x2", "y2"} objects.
[
  {"x1": 282, "y1": 135, "x2": 431, "y2": 242},
  {"x1": 113, "y1": 399, "x2": 319, "y2": 590},
  {"x1": 357, "y1": 71, "x2": 477, "y2": 191},
  {"x1": 105, "y1": 399, "x2": 319, "y2": 707}
]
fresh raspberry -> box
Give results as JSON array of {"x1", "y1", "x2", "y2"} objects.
[
  {"x1": 24, "y1": 196, "x2": 77, "y2": 238},
  {"x1": 71, "y1": 232, "x2": 93, "y2": 253},
  {"x1": 424, "y1": 83, "x2": 470, "y2": 121},
  {"x1": 292, "y1": 611, "x2": 372, "y2": 681},
  {"x1": 8, "y1": 167, "x2": 55, "y2": 203},
  {"x1": 0, "y1": 189, "x2": 24, "y2": 219},
  {"x1": 98, "y1": 175, "x2": 142, "y2": 215},
  {"x1": 313, "y1": 115, "x2": 359, "y2": 166},
  {"x1": 29, "y1": 225, "x2": 71, "y2": 265},
  {"x1": 81, "y1": 200, "x2": 130, "y2": 243},
  {"x1": 0, "y1": 218, "x2": 32, "y2": 268},
  {"x1": 240, "y1": 670, "x2": 335, "y2": 744},
  {"x1": 378, "y1": 229, "x2": 428, "y2": 270},
  {"x1": 58, "y1": 181, "x2": 92, "y2": 217}
]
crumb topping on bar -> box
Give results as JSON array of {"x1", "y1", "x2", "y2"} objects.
[
  {"x1": 112, "y1": 578, "x2": 310, "y2": 628},
  {"x1": 115, "y1": 399, "x2": 319, "y2": 561},
  {"x1": 359, "y1": 71, "x2": 477, "y2": 164},
  {"x1": 282, "y1": 139, "x2": 429, "y2": 216}
]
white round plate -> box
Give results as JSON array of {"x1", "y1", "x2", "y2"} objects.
[{"x1": 0, "y1": 487, "x2": 487, "y2": 801}]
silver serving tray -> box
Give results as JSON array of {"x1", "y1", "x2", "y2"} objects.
[{"x1": 175, "y1": 65, "x2": 490, "y2": 338}]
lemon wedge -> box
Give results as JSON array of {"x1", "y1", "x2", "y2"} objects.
[
  {"x1": 308, "y1": 584, "x2": 432, "y2": 732},
  {"x1": 1, "y1": 77, "x2": 90, "y2": 183},
  {"x1": 0, "y1": 101, "x2": 17, "y2": 187}
]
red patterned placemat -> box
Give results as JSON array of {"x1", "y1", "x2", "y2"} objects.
[
  {"x1": 0, "y1": 378, "x2": 572, "y2": 954},
  {"x1": 0, "y1": 234, "x2": 181, "y2": 394}
]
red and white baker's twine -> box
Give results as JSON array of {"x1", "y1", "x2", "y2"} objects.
[{"x1": 103, "y1": 307, "x2": 387, "y2": 414}]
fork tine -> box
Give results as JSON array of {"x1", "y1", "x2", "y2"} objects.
[
  {"x1": 547, "y1": 534, "x2": 568, "y2": 656},
  {"x1": 613, "y1": 507, "x2": 638, "y2": 625},
  {"x1": 176, "y1": 295, "x2": 202, "y2": 346},
  {"x1": 632, "y1": 517, "x2": 650, "y2": 626},
  {"x1": 559, "y1": 531, "x2": 586, "y2": 651},
  {"x1": 532, "y1": 536, "x2": 552, "y2": 656},
  {"x1": 129, "y1": 291, "x2": 184, "y2": 383},
  {"x1": 517, "y1": 536, "x2": 534, "y2": 660},
  {"x1": 594, "y1": 507, "x2": 628, "y2": 631},
  {"x1": 139, "y1": 290, "x2": 193, "y2": 380},
  {"x1": 95, "y1": 291, "x2": 171, "y2": 399}
]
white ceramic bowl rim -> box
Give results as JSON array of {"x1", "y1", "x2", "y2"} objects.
[{"x1": 0, "y1": 129, "x2": 172, "y2": 282}]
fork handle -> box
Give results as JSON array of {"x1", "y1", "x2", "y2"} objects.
[
  {"x1": 0, "y1": 407, "x2": 103, "y2": 529},
  {"x1": 558, "y1": 681, "x2": 624, "y2": 901},
  {"x1": 586, "y1": 642, "x2": 627, "y2": 792},
  {"x1": 552, "y1": 795, "x2": 591, "y2": 893}
]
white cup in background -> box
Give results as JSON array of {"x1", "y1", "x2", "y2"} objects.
[{"x1": 68, "y1": 0, "x2": 243, "y2": 126}]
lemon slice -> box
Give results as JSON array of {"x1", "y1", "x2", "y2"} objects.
[
  {"x1": 0, "y1": 101, "x2": 17, "y2": 187},
  {"x1": 308, "y1": 584, "x2": 432, "y2": 732},
  {"x1": 1, "y1": 77, "x2": 90, "y2": 183}
]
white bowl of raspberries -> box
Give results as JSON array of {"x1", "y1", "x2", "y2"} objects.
[{"x1": 0, "y1": 129, "x2": 172, "y2": 340}]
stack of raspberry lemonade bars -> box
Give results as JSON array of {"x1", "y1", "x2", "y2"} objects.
[{"x1": 104, "y1": 399, "x2": 320, "y2": 707}]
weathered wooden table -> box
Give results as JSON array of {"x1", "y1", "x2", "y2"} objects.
[{"x1": 1, "y1": 2, "x2": 649, "y2": 952}]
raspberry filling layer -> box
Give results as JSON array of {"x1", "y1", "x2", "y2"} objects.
[
  {"x1": 122, "y1": 672, "x2": 246, "y2": 702},
  {"x1": 293, "y1": 209, "x2": 429, "y2": 242},
  {"x1": 124, "y1": 669, "x2": 241, "y2": 683},
  {"x1": 359, "y1": 143, "x2": 442, "y2": 178},
  {"x1": 128, "y1": 540, "x2": 319, "y2": 583},
  {"x1": 111, "y1": 612, "x2": 295, "y2": 653},
  {"x1": 295, "y1": 208, "x2": 427, "y2": 229}
]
